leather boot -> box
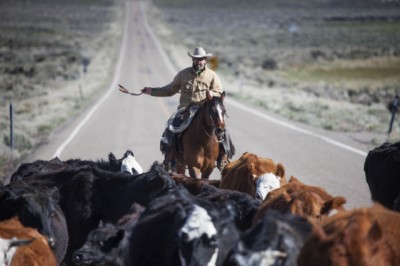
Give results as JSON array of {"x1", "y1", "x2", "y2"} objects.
[{"x1": 217, "y1": 153, "x2": 229, "y2": 172}]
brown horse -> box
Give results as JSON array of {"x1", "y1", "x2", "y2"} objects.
[{"x1": 168, "y1": 92, "x2": 227, "y2": 179}]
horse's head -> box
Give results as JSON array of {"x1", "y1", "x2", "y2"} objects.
[{"x1": 205, "y1": 91, "x2": 226, "y2": 141}]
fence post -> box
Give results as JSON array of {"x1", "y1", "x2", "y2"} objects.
[
  {"x1": 388, "y1": 95, "x2": 399, "y2": 139},
  {"x1": 9, "y1": 103, "x2": 14, "y2": 151}
]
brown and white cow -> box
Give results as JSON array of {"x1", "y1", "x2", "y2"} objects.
[
  {"x1": 220, "y1": 152, "x2": 287, "y2": 200},
  {"x1": 253, "y1": 176, "x2": 346, "y2": 224},
  {"x1": 298, "y1": 203, "x2": 400, "y2": 266},
  {"x1": 0, "y1": 217, "x2": 57, "y2": 266}
]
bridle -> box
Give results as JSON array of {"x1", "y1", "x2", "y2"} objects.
[{"x1": 197, "y1": 97, "x2": 226, "y2": 142}]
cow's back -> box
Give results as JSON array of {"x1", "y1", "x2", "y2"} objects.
[
  {"x1": 298, "y1": 204, "x2": 400, "y2": 266},
  {"x1": 364, "y1": 141, "x2": 400, "y2": 209}
]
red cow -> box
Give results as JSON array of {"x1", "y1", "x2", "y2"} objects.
[
  {"x1": 254, "y1": 176, "x2": 346, "y2": 224},
  {"x1": 220, "y1": 152, "x2": 287, "y2": 200},
  {"x1": 0, "y1": 217, "x2": 57, "y2": 266},
  {"x1": 298, "y1": 204, "x2": 400, "y2": 266}
]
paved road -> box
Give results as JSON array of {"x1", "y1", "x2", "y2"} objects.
[{"x1": 27, "y1": 1, "x2": 372, "y2": 209}]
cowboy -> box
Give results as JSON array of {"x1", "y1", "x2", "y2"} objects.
[{"x1": 142, "y1": 47, "x2": 234, "y2": 171}]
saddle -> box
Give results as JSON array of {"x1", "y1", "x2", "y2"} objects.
[
  {"x1": 160, "y1": 106, "x2": 235, "y2": 168},
  {"x1": 160, "y1": 106, "x2": 199, "y2": 156}
]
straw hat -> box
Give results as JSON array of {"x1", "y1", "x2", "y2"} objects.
[{"x1": 187, "y1": 47, "x2": 213, "y2": 58}]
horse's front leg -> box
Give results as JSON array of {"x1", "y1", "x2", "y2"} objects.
[
  {"x1": 200, "y1": 165, "x2": 214, "y2": 180},
  {"x1": 188, "y1": 167, "x2": 201, "y2": 179},
  {"x1": 176, "y1": 162, "x2": 186, "y2": 175}
]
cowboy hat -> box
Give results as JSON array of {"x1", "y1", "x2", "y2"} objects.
[{"x1": 188, "y1": 47, "x2": 213, "y2": 58}]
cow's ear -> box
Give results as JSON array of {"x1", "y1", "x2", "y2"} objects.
[
  {"x1": 105, "y1": 230, "x2": 125, "y2": 249},
  {"x1": 0, "y1": 191, "x2": 22, "y2": 220},
  {"x1": 321, "y1": 196, "x2": 347, "y2": 215},
  {"x1": 275, "y1": 163, "x2": 285, "y2": 178},
  {"x1": 108, "y1": 152, "x2": 117, "y2": 165},
  {"x1": 367, "y1": 221, "x2": 382, "y2": 243},
  {"x1": 249, "y1": 163, "x2": 258, "y2": 182}
]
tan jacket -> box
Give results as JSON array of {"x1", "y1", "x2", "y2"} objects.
[{"x1": 151, "y1": 66, "x2": 223, "y2": 109}]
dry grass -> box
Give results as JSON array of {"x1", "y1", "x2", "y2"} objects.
[
  {"x1": 146, "y1": 0, "x2": 400, "y2": 144},
  {"x1": 0, "y1": 0, "x2": 124, "y2": 179}
]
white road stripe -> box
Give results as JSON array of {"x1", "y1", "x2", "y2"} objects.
[
  {"x1": 52, "y1": 2, "x2": 131, "y2": 158},
  {"x1": 54, "y1": 1, "x2": 367, "y2": 159},
  {"x1": 226, "y1": 99, "x2": 367, "y2": 157}
]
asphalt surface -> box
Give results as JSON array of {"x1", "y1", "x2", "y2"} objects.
[{"x1": 26, "y1": 1, "x2": 372, "y2": 209}]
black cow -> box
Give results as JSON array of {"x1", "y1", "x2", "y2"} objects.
[
  {"x1": 197, "y1": 185, "x2": 261, "y2": 231},
  {"x1": 9, "y1": 157, "x2": 71, "y2": 184},
  {"x1": 0, "y1": 180, "x2": 68, "y2": 263},
  {"x1": 364, "y1": 141, "x2": 400, "y2": 210},
  {"x1": 224, "y1": 209, "x2": 313, "y2": 266},
  {"x1": 129, "y1": 188, "x2": 240, "y2": 266},
  {"x1": 72, "y1": 203, "x2": 144, "y2": 266},
  {"x1": 9, "y1": 150, "x2": 139, "y2": 184},
  {"x1": 394, "y1": 193, "x2": 400, "y2": 211},
  {"x1": 15, "y1": 161, "x2": 176, "y2": 265},
  {"x1": 64, "y1": 150, "x2": 141, "y2": 173}
]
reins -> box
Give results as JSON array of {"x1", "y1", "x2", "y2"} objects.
[{"x1": 196, "y1": 101, "x2": 224, "y2": 142}]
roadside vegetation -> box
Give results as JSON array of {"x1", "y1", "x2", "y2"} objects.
[
  {"x1": 147, "y1": 0, "x2": 400, "y2": 143},
  {"x1": 0, "y1": 0, "x2": 124, "y2": 179}
]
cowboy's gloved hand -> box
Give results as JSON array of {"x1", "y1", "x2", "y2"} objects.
[
  {"x1": 141, "y1": 87, "x2": 152, "y2": 95},
  {"x1": 206, "y1": 90, "x2": 213, "y2": 99}
]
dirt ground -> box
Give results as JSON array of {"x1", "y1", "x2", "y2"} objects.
[{"x1": 1, "y1": 0, "x2": 400, "y2": 179}]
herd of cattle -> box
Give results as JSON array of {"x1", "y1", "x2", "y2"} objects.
[{"x1": 0, "y1": 141, "x2": 400, "y2": 265}]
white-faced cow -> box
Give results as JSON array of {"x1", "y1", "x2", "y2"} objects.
[
  {"x1": 128, "y1": 189, "x2": 240, "y2": 266},
  {"x1": 197, "y1": 185, "x2": 261, "y2": 232},
  {"x1": 120, "y1": 150, "x2": 143, "y2": 174},
  {"x1": 220, "y1": 152, "x2": 287, "y2": 200},
  {"x1": 225, "y1": 209, "x2": 313, "y2": 266}
]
